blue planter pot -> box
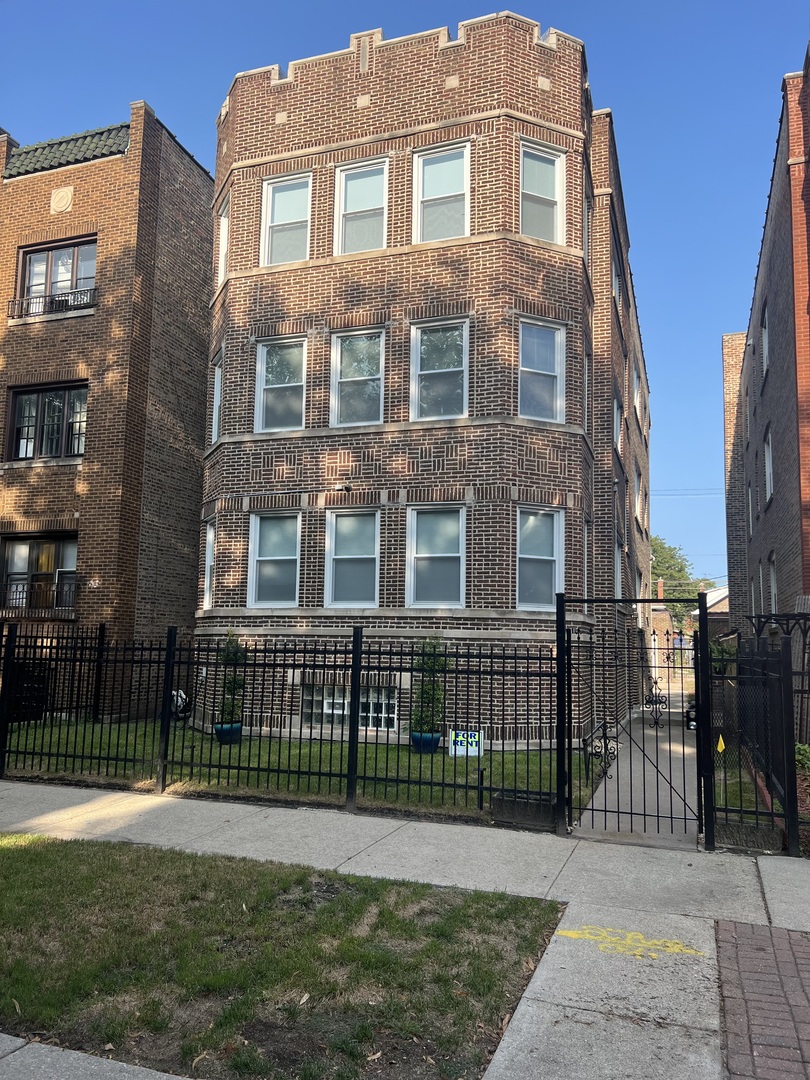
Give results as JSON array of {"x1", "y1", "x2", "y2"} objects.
[
  {"x1": 410, "y1": 731, "x2": 441, "y2": 754},
  {"x1": 214, "y1": 722, "x2": 242, "y2": 745}
]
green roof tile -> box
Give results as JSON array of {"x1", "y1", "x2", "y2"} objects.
[{"x1": 4, "y1": 123, "x2": 130, "y2": 180}]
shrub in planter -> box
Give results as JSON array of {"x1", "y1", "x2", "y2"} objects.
[
  {"x1": 410, "y1": 637, "x2": 449, "y2": 752},
  {"x1": 214, "y1": 632, "x2": 247, "y2": 745}
]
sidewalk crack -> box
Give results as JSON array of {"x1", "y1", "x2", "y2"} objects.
[{"x1": 334, "y1": 820, "x2": 411, "y2": 871}]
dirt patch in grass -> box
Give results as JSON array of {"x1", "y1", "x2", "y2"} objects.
[{"x1": 0, "y1": 833, "x2": 560, "y2": 1079}]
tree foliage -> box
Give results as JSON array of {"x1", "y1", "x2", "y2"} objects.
[{"x1": 650, "y1": 535, "x2": 716, "y2": 629}]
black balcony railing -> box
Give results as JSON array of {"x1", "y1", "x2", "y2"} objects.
[
  {"x1": 0, "y1": 579, "x2": 77, "y2": 615},
  {"x1": 7, "y1": 288, "x2": 98, "y2": 319}
]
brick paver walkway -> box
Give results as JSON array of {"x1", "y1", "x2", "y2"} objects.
[{"x1": 717, "y1": 920, "x2": 810, "y2": 1079}]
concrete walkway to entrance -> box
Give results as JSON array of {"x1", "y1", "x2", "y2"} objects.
[
  {"x1": 0, "y1": 779, "x2": 808, "y2": 1079},
  {"x1": 577, "y1": 699, "x2": 700, "y2": 849}
]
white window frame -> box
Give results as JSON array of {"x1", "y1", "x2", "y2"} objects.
[
  {"x1": 769, "y1": 554, "x2": 778, "y2": 613},
  {"x1": 751, "y1": 577, "x2": 757, "y2": 615},
  {"x1": 248, "y1": 513, "x2": 301, "y2": 608},
  {"x1": 518, "y1": 318, "x2": 566, "y2": 423},
  {"x1": 516, "y1": 507, "x2": 564, "y2": 611},
  {"x1": 410, "y1": 319, "x2": 469, "y2": 421},
  {"x1": 334, "y1": 159, "x2": 388, "y2": 255},
  {"x1": 747, "y1": 483, "x2": 753, "y2": 537},
  {"x1": 330, "y1": 329, "x2": 384, "y2": 427},
  {"x1": 761, "y1": 303, "x2": 769, "y2": 377},
  {"x1": 615, "y1": 539, "x2": 623, "y2": 598},
  {"x1": 211, "y1": 350, "x2": 223, "y2": 443},
  {"x1": 203, "y1": 520, "x2": 216, "y2": 609},
  {"x1": 260, "y1": 173, "x2": 312, "y2": 266},
  {"x1": 255, "y1": 337, "x2": 306, "y2": 432},
  {"x1": 614, "y1": 398, "x2": 623, "y2": 448},
  {"x1": 759, "y1": 562, "x2": 764, "y2": 614},
  {"x1": 764, "y1": 429, "x2": 773, "y2": 502},
  {"x1": 635, "y1": 468, "x2": 642, "y2": 520},
  {"x1": 325, "y1": 509, "x2": 380, "y2": 608},
  {"x1": 745, "y1": 388, "x2": 750, "y2": 444},
  {"x1": 406, "y1": 506, "x2": 465, "y2": 608},
  {"x1": 520, "y1": 141, "x2": 565, "y2": 245},
  {"x1": 216, "y1": 194, "x2": 229, "y2": 286},
  {"x1": 413, "y1": 143, "x2": 470, "y2": 244},
  {"x1": 583, "y1": 348, "x2": 591, "y2": 434}
]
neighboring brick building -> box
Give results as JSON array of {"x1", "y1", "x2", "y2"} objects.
[
  {"x1": 724, "y1": 46, "x2": 810, "y2": 628},
  {"x1": 200, "y1": 13, "x2": 651, "y2": 645},
  {"x1": 0, "y1": 103, "x2": 213, "y2": 639}
]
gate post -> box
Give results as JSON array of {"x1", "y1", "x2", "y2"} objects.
[
  {"x1": 0, "y1": 623, "x2": 18, "y2": 779},
  {"x1": 555, "y1": 593, "x2": 568, "y2": 835},
  {"x1": 345, "y1": 626, "x2": 363, "y2": 812},
  {"x1": 696, "y1": 592, "x2": 715, "y2": 851},
  {"x1": 155, "y1": 626, "x2": 178, "y2": 794},
  {"x1": 779, "y1": 635, "x2": 801, "y2": 856}
]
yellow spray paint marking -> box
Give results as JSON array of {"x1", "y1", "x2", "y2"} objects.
[
  {"x1": 556, "y1": 925, "x2": 705, "y2": 960},
  {"x1": 717, "y1": 734, "x2": 726, "y2": 753}
]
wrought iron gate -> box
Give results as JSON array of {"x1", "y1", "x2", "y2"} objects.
[{"x1": 555, "y1": 594, "x2": 706, "y2": 844}]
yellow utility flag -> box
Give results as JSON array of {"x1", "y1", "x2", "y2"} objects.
[{"x1": 717, "y1": 734, "x2": 726, "y2": 753}]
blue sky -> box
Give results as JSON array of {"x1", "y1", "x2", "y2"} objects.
[{"x1": 2, "y1": 0, "x2": 808, "y2": 588}]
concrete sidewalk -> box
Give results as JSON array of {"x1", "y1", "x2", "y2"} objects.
[{"x1": 0, "y1": 778, "x2": 808, "y2": 1079}]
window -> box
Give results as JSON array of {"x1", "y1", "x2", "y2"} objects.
[
  {"x1": 13, "y1": 239, "x2": 97, "y2": 317},
  {"x1": 761, "y1": 304, "x2": 769, "y2": 377},
  {"x1": 255, "y1": 339, "x2": 305, "y2": 431},
  {"x1": 261, "y1": 175, "x2": 311, "y2": 264},
  {"x1": 3, "y1": 536, "x2": 77, "y2": 611},
  {"x1": 751, "y1": 578, "x2": 756, "y2": 615},
  {"x1": 411, "y1": 321, "x2": 467, "y2": 420},
  {"x1": 583, "y1": 348, "x2": 591, "y2": 433},
  {"x1": 615, "y1": 539, "x2": 623, "y2": 598},
  {"x1": 644, "y1": 488, "x2": 649, "y2": 531},
  {"x1": 747, "y1": 484, "x2": 753, "y2": 537},
  {"x1": 759, "y1": 562, "x2": 764, "y2": 614},
  {"x1": 211, "y1": 352, "x2": 223, "y2": 443},
  {"x1": 203, "y1": 521, "x2": 216, "y2": 610},
  {"x1": 764, "y1": 430, "x2": 773, "y2": 502},
  {"x1": 519, "y1": 320, "x2": 565, "y2": 422},
  {"x1": 613, "y1": 398, "x2": 623, "y2": 448},
  {"x1": 216, "y1": 195, "x2": 229, "y2": 286},
  {"x1": 633, "y1": 362, "x2": 642, "y2": 416},
  {"x1": 326, "y1": 511, "x2": 378, "y2": 607},
  {"x1": 415, "y1": 146, "x2": 468, "y2": 243},
  {"x1": 10, "y1": 385, "x2": 87, "y2": 461},
  {"x1": 331, "y1": 331, "x2": 383, "y2": 425},
  {"x1": 612, "y1": 235, "x2": 623, "y2": 302},
  {"x1": 744, "y1": 388, "x2": 750, "y2": 444},
  {"x1": 302, "y1": 684, "x2": 397, "y2": 730},
  {"x1": 249, "y1": 514, "x2": 300, "y2": 606},
  {"x1": 517, "y1": 509, "x2": 562, "y2": 609},
  {"x1": 583, "y1": 517, "x2": 591, "y2": 603},
  {"x1": 634, "y1": 468, "x2": 642, "y2": 520},
  {"x1": 769, "y1": 554, "x2": 778, "y2": 613},
  {"x1": 583, "y1": 181, "x2": 592, "y2": 265},
  {"x1": 336, "y1": 161, "x2": 386, "y2": 254},
  {"x1": 521, "y1": 144, "x2": 563, "y2": 243},
  {"x1": 407, "y1": 507, "x2": 464, "y2": 607}
]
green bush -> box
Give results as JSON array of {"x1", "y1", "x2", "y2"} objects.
[
  {"x1": 220, "y1": 631, "x2": 247, "y2": 725},
  {"x1": 796, "y1": 743, "x2": 810, "y2": 773},
  {"x1": 410, "y1": 637, "x2": 449, "y2": 734}
]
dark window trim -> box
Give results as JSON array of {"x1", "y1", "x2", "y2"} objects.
[
  {"x1": 7, "y1": 382, "x2": 88, "y2": 463},
  {"x1": 10, "y1": 236, "x2": 97, "y2": 319},
  {"x1": 1, "y1": 532, "x2": 78, "y2": 615}
]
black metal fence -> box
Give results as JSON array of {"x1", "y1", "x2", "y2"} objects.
[
  {"x1": 709, "y1": 635, "x2": 801, "y2": 855},
  {"x1": 0, "y1": 623, "x2": 557, "y2": 822}
]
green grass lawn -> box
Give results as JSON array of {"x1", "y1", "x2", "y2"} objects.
[
  {"x1": 4, "y1": 718, "x2": 568, "y2": 819},
  {"x1": 0, "y1": 834, "x2": 560, "y2": 1080}
]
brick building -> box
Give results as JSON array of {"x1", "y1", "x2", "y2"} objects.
[
  {"x1": 200, "y1": 13, "x2": 651, "y2": 646},
  {"x1": 723, "y1": 46, "x2": 810, "y2": 628},
  {"x1": 0, "y1": 102, "x2": 213, "y2": 639}
]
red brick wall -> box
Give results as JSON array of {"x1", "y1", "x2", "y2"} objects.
[
  {"x1": 0, "y1": 104, "x2": 212, "y2": 639},
  {"x1": 201, "y1": 14, "x2": 649, "y2": 640}
]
